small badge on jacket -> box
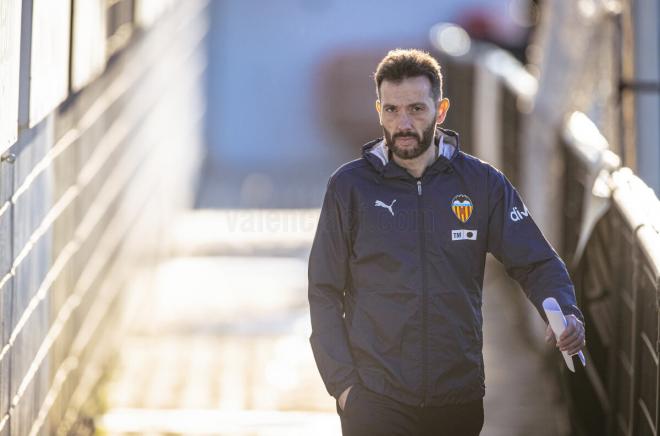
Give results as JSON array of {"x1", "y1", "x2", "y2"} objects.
[{"x1": 452, "y1": 229, "x2": 478, "y2": 240}]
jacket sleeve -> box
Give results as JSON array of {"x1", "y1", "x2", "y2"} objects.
[
  {"x1": 486, "y1": 167, "x2": 584, "y2": 325},
  {"x1": 308, "y1": 181, "x2": 360, "y2": 399}
]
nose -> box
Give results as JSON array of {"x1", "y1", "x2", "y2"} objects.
[{"x1": 397, "y1": 112, "x2": 413, "y2": 131}]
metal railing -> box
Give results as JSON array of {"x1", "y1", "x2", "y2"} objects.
[
  {"x1": 434, "y1": 32, "x2": 660, "y2": 435},
  {"x1": 561, "y1": 127, "x2": 660, "y2": 435},
  {"x1": 0, "y1": 1, "x2": 207, "y2": 434}
]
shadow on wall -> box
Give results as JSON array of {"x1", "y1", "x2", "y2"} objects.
[
  {"x1": 199, "y1": 0, "x2": 525, "y2": 209},
  {"x1": 315, "y1": 48, "x2": 391, "y2": 150},
  {"x1": 197, "y1": 43, "x2": 476, "y2": 210}
]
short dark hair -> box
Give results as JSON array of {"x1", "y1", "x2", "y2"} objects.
[{"x1": 374, "y1": 49, "x2": 443, "y2": 102}]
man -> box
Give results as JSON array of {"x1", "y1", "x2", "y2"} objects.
[{"x1": 308, "y1": 49, "x2": 585, "y2": 436}]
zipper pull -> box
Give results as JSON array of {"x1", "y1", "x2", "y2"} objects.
[{"x1": 417, "y1": 180, "x2": 422, "y2": 196}]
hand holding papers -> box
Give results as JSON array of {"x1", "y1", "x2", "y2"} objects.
[{"x1": 542, "y1": 297, "x2": 587, "y2": 372}]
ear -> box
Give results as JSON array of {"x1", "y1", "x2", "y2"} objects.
[
  {"x1": 375, "y1": 100, "x2": 383, "y2": 124},
  {"x1": 436, "y1": 98, "x2": 450, "y2": 124}
]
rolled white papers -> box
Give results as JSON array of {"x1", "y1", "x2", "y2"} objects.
[{"x1": 542, "y1": 297, "x2": 587, "y2": 372}]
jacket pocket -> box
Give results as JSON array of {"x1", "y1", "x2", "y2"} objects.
[
  {"x1": 429, "y1": 288, "x2": 481, "y2": 362},
  {"x1": 347, "y1": 288, "x2": 419, "y2": 371}
]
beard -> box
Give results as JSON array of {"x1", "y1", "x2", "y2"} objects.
[{"x1": 383, "y1": 117, "x2": 437, "y2": 160}]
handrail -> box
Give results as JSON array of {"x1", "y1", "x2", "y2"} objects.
[{"x1": 562, "y1": 112, "x2": 621, "y2": 266}]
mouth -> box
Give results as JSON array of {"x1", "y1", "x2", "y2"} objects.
[{"x1": 395, "y1": 136, "x2": 418, "y2": 145}]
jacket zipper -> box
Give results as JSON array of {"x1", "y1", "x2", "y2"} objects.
[{"x1": 417, "y1": 179, "x2": 427, "y2": 408}]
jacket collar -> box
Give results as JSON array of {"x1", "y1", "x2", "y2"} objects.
[{"x1": 362, "y1": 127, "x2": 461, "y2": 179}]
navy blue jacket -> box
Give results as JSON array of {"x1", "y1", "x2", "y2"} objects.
[{"x1": 308, "y1": 128, "x2": 583, "y2": 407}]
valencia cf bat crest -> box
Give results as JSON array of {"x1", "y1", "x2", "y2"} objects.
[{"x1": 451, "y1": 194, "x2": 473, "y2": 223}]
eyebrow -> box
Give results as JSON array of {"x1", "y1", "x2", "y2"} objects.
[{"x1": 383, "y1": 102, "x2": 428, "y2": 108}]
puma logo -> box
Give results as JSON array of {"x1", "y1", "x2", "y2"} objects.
[{"x1": 375, "y1": 199, "x2": 397, "y2": 216}]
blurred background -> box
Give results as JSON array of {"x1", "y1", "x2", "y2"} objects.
[{"x1": 0, "y1": 0, "x2": 658, "y2": 435}]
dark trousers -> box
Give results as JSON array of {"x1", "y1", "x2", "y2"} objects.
[{"x1": 336, "y1": 384, "x2": 484, "y2": 436}]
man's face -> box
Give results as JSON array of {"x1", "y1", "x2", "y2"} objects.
[{"x1": 376, "y1": 76, "x2": 448, "y2": 160}]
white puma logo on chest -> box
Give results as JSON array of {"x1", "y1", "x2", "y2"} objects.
[{"x1": 374, "y1": 199, "x2": 397, "y2": 216}]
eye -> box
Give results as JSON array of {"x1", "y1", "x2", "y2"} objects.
[
  {"x1": 412, "y1": 105, "x2": 424, "y2": 112},
  {"x1": 384, "y1": 106, "x2": 396, "y2": 113}
]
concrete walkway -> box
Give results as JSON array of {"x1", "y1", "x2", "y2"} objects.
[{"x1": 96, "y1": 209, "x2": 570, "y2": 435}]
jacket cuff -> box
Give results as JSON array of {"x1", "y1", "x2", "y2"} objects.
[
  {"x1": 530, "y1": 287, "x2": 584, "y2": 326},
  {"x1": 561, "y1": 304, "x2": 585, "y2": 325}
]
